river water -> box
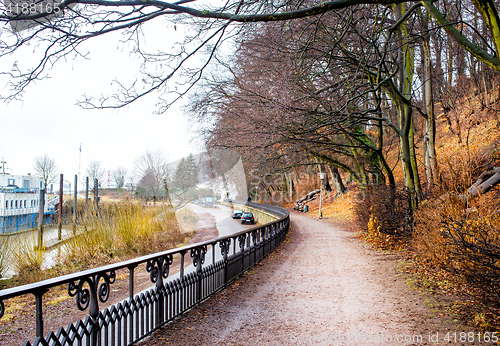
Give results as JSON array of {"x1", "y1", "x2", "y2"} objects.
[{"x1": 0, "y1": 226, "x2": 74, "y2": 278}]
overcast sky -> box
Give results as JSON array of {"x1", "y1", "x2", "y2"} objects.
[{"x1": 0, "y1": 18, "x2": 203, "y2": 187}]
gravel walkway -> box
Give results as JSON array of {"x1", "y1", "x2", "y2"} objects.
[{"x1": 138, "y1": 212, "x2": 473, "y2": 346}]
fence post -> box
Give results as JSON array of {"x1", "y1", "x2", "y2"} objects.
[
  {"x1": 238, "y1": 234, "x2": 246, "y2": 273},
  {"x1": 34, "y1": 288, "x2": 48, "y2": 338},
  {"x1": 94, "y1": 179, "x2": 99, "y2": 215},
  {"x1": 190, "y1": 246, "x2": 206, "y2": 302},
  {"x1": 67, "y1": 271, "x2": 116, "y2": 346},
  {"x1": 85, "y1": 177, "x2": 89, "y2": 212},
  {"x1": 147, "y1": 255, "x2": 172, "y2": 327},
  {"x1": 73, "y1": 174, "x2": 77, "y2": 222},
  {"x1": 219, "y1": 239, "x2": 230, "y2": 285}
]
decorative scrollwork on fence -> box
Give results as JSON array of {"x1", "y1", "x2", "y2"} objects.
[
  {"x1": 68, "y1": 280, "x2": 90, "y2": 311},
  {"x1": 238, "y1": 234, "x2": 246, "y2": 251},
  {"x1": 68, "y1": 270, "x2": 116, "y2": 312},
  {"x1": 219, "y1": 239, "x2": 230, "y2": 259},
  {"x1": 190, "y1": 246, "x2": 207, "y2": 267},
  {"x1": 146, "y1": 254, "x2": 173, "y2": 290},
  {"x1": 98, "y1": 271, "x2": 116, "y2": 303},
  {"x1": 163, "y1": 254, "x2": 173, "y2": 279},
  {"x1": 251, "y1": 229, "x2": 258, "y2": 245},
  {"x1": 146, "y1": 258, "x2": 160, "y2": 284}
]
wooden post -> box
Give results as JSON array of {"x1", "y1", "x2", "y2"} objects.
[
  {"x1": 58, "y1": 174, "x2": 63, "y2": 240},
  {"x1": 94, "y1": 178, "x2": 99, "y2": 215},
  {"x1": 73, "y1": 174, "x2": 78, "y2": 234},
  {"x1": 73, "y1": 174, "x2": 77, "y2": 220},
  {"x1": 85, "y1": 176, "x2": 89, "y2": 213},
  {"x1": 37, "y1": 188, "x2": 45, "y2": 249}
]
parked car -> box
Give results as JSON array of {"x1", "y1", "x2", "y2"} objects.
[
  {"x1": 232, "y1": 210, "x2": 243, "y2": 219},
  {"x1": 241, "y1": 212, "x2": 255, "y2": 224}
]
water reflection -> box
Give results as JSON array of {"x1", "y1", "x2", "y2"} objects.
[{"x1": 1, "y1": 226, "x2": 74, "y2": 278}]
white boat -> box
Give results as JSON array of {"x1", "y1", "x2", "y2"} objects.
[{"x1": 0, "y1": 172, "x2": 56, "y2": 234}]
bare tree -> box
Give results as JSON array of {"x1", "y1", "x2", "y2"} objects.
[
  {"x1": 112, "y1": 167, "x2": 127, "y2": 190},
  {"x1": 134, "y1": 150, "x2": 169, "y2": 197},
  {"x1": 85, "y1": 160, "x2": 106, "y2": 189},
  {"x1": 193, "y1": 11, "x2": 397, "y2": 187},
  {"x1": 1, "y1": 0, "x2": 500, "y2": 112},
  {"x1": 32, "y1": 154, "x2": 59, "y2": 189}
]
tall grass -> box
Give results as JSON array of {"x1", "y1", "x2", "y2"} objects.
[
  {"x1": 63, "y1": 199, "x2": 184, "y2": 269},
  {"x1": 9, "y1": 232, "x2": 47, "y2": 284},
  {"x1": 0, "y1": 199, "x2": 186, "y2": 287},
  {"x1": 0, "y1": 236, "x2": 9, "y2": 278}
]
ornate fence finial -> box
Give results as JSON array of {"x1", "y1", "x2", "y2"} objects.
[
  {"x1": 238, "y1": 234, "x2": 246, "y2": 251},
  {"x1": 219, "y1": 238, "x2": 230, "y2": 260},
  {"x1": 190, "y1": 246, "x2": 207, "y2": 267},
  {"x1": 147, "y1": 254, "x2": 173, "y2": 290},
  {"x1": 68, "y1": 270, "x2": 116, "y2": 318}
]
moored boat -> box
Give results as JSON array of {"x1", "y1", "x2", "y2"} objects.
[{"x1": 0, "y1": 172, "x2": 56, "y2": 234}]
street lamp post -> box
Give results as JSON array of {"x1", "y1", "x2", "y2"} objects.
[{"x1": 319, "y1": 172, "x2": 326, "y2": 219}]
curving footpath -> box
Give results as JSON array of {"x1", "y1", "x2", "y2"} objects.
[{"x1": 138, "y1": 211, "x2": 470, "y2": 346}]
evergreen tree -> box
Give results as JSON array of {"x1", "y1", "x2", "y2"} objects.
[{"x1": 171, "y1": 154, "x2": 199, "y2": 207}]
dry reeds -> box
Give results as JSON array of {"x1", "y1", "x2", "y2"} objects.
[
  {"x1": 0, "y1": 236, "x2": 9, "y2": 278},
  {"x1": 9, "y1": 232, "x2": 47, "y2": 284},
  {"x1": 63, "y1": 199, "x2": 183, "y2": 269}
]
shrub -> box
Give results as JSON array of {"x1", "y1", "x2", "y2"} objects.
[
  {"x1": 440, "y1": 216, "x2": 500, "y2": 306},
  {"x1": 414, "y1": 180, "x2": 500, "y2": 307},
  {"x1": 354, "y1": 185, "x2": 409, "y2": 236}
]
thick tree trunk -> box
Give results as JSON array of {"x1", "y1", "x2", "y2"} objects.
[
  {"x1": 328, "y1": 165, "x2": 346, "y2": 196},
  {"x1": 394, "y1": 3, "x2": 420, "y2": 207},
  {"x1": 420, "y1": 9, "x2": 439, "y2": 190},
  {"x1": 408, "y1": 116, "x2": 421, "y2": 195},
  {"x1": 399, "y1": 103, "x2": 421, "y2": 209},
  {"x1": 286, "y1": 173, "x2": 294, "y2": 201},
  {"x1": 320, "y1": 165, "x2": 332, "y2": 193}
]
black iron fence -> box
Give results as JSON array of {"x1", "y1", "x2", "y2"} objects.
[{"x1": 0, "y1": 203, "x2": 289, "y2": 346}]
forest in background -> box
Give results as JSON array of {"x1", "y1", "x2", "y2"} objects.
[{"x1": 189, "y1": 1, "x2": 500, "y2": 331}]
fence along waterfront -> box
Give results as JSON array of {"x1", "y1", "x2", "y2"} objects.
[{"x1": 0, "y1": 202, "x2": 290, "y2": 346}]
